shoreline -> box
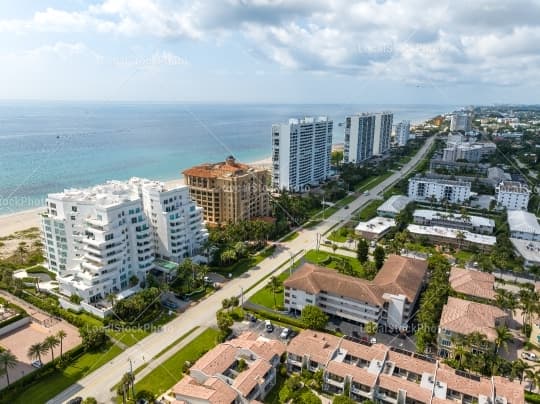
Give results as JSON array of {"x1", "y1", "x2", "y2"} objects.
[{"x1": 0, "y1": 156, "x2": 273, "y2": 238}]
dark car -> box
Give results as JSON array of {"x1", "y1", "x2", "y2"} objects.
[{"x1": 67, "y1": 398, "x2": 83, "y2": 404}]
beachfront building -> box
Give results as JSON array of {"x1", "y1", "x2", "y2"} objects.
[
  {"x1": 41, "y1": 178, "x2": 207, "y2": 303},
  {"x1": 284, "y1": 255, "x2": 427, "y2": 330},
  {"x1": 437, "y1": 297, "x2": 507, "y2": 357},
  {"x1": 407, "y1": 224, "x2": 496, "y2": 251},
  {"x1": 394, "y1": 120, "x2": 410, "y2": 147},
  {"x1": 507, "y1": 210, "x2": 540, "y2": 240},
  {"x1": 373, "y1": 112, "x2": 393, "y2": 155},
  {"x1": 172, "y1": 332, "x2": 285, "y2": 403},
  {"x1": 344, "y1": 113, "x2": 375, "y2": 164},
  {"x1": 287, "y1": 330, "x2": 524, "y2": 404},
  {"x1": 376, "y1": 195, "x2": 411, "y2": 218},
  {"x1": 412, "y1": 209, "x2": 495, "y2": 234},
  {"x1": 271, "y1": 116, "x2": 333, "y2": 192},
  {"x1": 495, "y1": 181, "x2": 530, "y2": 210},
  {"x1": 355, "y1": 217, "x2": 396, "y2": 240},
  {"x1": 408, "y1": 176, "x2": 471, "y2": 204},
  {"x1": 450, "y1": 112, "x2": 472, "y2": 132},
  {"x1": 449, "y1": 267, "x2": 496, "y2": 301},
  {"x1": 183, "y1": 156, "x2": 270, "y2": 226}
]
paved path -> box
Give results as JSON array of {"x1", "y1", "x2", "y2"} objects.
[{"x1": 50, "y1": 136, "x2": 435, "y2": 404}]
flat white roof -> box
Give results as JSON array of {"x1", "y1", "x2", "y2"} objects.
[
  {"x1": 407, "y1": 224, "x2": 496, "y2": 246},
  {"x1": 510, "y1": 238, "x2": 540, "y2": 264},
  {"x1": 377, "y1": 195, "x2": 411, "y2": 215},
  {"x1": 507, "y1": 210, "x2": 540, "y2": 235},
  {"x1": 355, "y1": 217, "x2": 396, "y2": 234},
  {"x1": 413, "y1": 209, "x2": 495, "y2": 228}
]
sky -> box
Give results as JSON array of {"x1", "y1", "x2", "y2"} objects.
[{"x1": 0, "y1": 0, "x2": 539, "y2": 104}]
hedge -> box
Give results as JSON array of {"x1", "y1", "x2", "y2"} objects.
[
  {"x1": 526, "y1": 391, "x2": 540, "y2": 404},
  {"x1": 245, "y1": 306, "x2": 308, "y2": 329},
  {"x1": 0, "y1": 313, "x2": 27, "y2": 329}
]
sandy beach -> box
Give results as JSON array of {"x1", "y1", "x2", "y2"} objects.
[{"x1": 0, "y1": 156, "x2": 273, "y2": 238}]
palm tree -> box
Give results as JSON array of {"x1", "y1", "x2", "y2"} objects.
[
  {"x1": 0, "y1": 350, "x2": 18, "y2": 386},
  {"x1": 44, "y1": 335, "x2": 60, "y2": 361},
  {"x1": 16, "y1": 242, "x2": 28, "y2": 263},
  {"x1": 56, "y1": 329, "x2": 67, "y2": 358},
  {"x1": 365, "y1": 321, "x2": 378, "y2": 337},
  {"x1": 494, "y1": 325, "x2": 512, "y2": 354},
  {"x1": 455, "y1": 231, "x2": 466, "y2": 250},
  {"x1": 106, "y1": 293, "x2": 117, "y2": 308},
  {"x1": 511, "y1": 359, "x2": 529, "y2": 384},
  {"x1": 268, "y1": 276, "x2": 281, "y2": 309},
  {"x1": 495, "y1": 288, "x2": 518, "y2": 314},
  {"x1": 27, "y1": 342, "x2": 47, "y2": 364},
  {"x1": 524, "y1": 369, "x2": 540, "y2": 392}
]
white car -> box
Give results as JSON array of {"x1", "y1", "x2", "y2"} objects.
[
  {"x1": 280, "y1": 328, "x2": 290, "y2": 339},
  {"x1": 31, "y1": 360, "x2": 42, "y2": 368},
  {"x1": 521, "y1": 352, "x2": 538, "y2": 362},
  {"x1": 370, "y1": 337, "x2": 377, "y2": 344}
]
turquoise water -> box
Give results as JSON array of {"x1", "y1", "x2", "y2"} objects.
[{"x1": 0, "y1": 102, "x2": 455, "y2": 214}]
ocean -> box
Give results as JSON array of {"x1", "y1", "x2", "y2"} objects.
[{"x1": 0, "y1": 102, "x2": 456, "y2": 215}]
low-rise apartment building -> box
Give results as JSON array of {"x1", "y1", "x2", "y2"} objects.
[
  {"x1": 407, "y1": 224, "x2": 496, "y2": 251},
  {"x1": 183, "y1": 156, "x2": 270, "y2": 226},
  {"x1": 376, "y1": 195, "x2": 411, "y2": 218},
  {"x1": 495, "y1": 181, "x2": 530, "y2": 210},
  {"x1": 437, "y1": 297, "x2": 508, "y2": 358},
  {"x1": 172, "y1": 332, "x2": 285, "y2": 403},
  {"x1": 449, "y1": 267, "x2": 496, "y2": 301},
  {"x1": 412, "y1": 209, "x2": 495, "y2": 234},
  {"x1": 284, "y1": 255, "x2": 427, "y2": 330},
  {"x1": 286, "y1": 330, "x2": 524, "y2": 404},
  {"x1": 510, "y1": 238, "x2": 540, "y2": 268},
  {"x1": 507, "y1": 210, "x2": 540, "y2": 240},
  {"x1": 355, "y1": 217, "x2": 396, "y2": 240},
  {"x1": 408, "y1": 176, "x2": 471, "y2": 204}
]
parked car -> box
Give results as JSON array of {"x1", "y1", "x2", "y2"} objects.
[
  {"x1": 265, "y1": 320, "x2": 274, "y2": 332},
  {"x1": 521, "y1": 351, "x2": 538, "y2": 361},
  {"x1": 66, "y1": 397, "x2": 82, "y2": 404},
  {"x1": 162, "y1": 300, "x2": 178, "y2": 310},
  {"x1": 31, "y1": 360, "x2": 42, "y2": 368},
  {"x1": 370, "y1": 337, "x2": 377, "y2": 344},
  {"x1": 344, "y1": 205, "x2": 349, "y2": 209},
  {"x1": 280, "y1": 328, "x2": 291, "y2": 339},
  {"x1": 363, "y1": 191, "x2": 370, "y2": 196}
]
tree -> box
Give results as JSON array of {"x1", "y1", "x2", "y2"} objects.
[
  {"x1": 300, "y1": 305, "x2": 328, "y2": 330},
  {"x1": 356, "y1": 238, "x2": 369, "y2": 263},
  {"x1": 44, "y1": 335, "x2": 60, "y2": 361},
  {"x1": 220, "y1": 248, "x2": 237, "y2": 265},
  {"x1": 27, "y1": 342, "x2": 47, "y2": 364},
  {"x1": 365, "y1": 321, "x2": 378, "y2": 337},
  {"x1": 117, "y1": 372, "x2": 135, "y2": 401},
  {"x1": 331, "y1": 150, "x2": 343, "y2": 168},
  {"x1": 455, "y1": 231, "x2": 466, "y2": 250},
  {"x1": 82, "y1": 398, "x2": 98, "y2": 404},
  {"x1": 16, "y1": 242, "x2": 28, "y2": 263},
  {"x1": 80, "y1": 327, "x2": 108, "y2": 351},
  {"x1": 106, "y1": 293, "x2": 117, "y2": 307},
  {"x1": 494, "y1": 325, "x2": 512, "y2": 354},
  {"x1": 299, "y1": 390, "x2": 322, "y2": 404},
  {"x1": 0, "y1": 350, "x2": 17, "y2": 386},
  {"x1": 373, "y1": 246, "x2": 385, "y2": 269},
  {"x1": 216, "y1": 310, "x2": 234, "y2": 338},
  {"x1": 268, "y1": 276, "x2": 282, "y2": 309},
  {"x1": 332, "y1": 243, "x2": 338, "y2": 254},
  {"x1": 57, "y1": 329, "x2": 67, "y2": 358},
  {"x1": 333, "y1": 396, "x2": 356, "y2": 404}
]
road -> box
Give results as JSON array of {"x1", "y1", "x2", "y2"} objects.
[{"x1": 50, "y1": 136, "x2": 435, "y2": 403}]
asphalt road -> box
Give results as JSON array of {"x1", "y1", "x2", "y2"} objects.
[{"x1": 50, "y1": 136, "x2": 435, "y2": 404}]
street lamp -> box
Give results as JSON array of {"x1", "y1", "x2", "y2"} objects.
[
  {"x1": 288, "y1": 251, "x2": 294, "y2": 276},
  {"x1": 239, "y1": 287, "x2": 244, "y2": 306}
]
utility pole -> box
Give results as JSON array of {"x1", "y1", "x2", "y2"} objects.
[
  {"x1": 129, "y1": 358, "x2": 135, "y2": 399},
  {"x1": 240, "y1": 287, "x2": 244, "y2": 306}
]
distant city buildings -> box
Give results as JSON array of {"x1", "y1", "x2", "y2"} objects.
[
  {"x1": 450, "y1": 112, "x2": 472, "y2": 132},
  {"x1": 271, "y1": 117, "x2": 333, "y2": 191},
  {"x1": 373, "y1": 112, "x2": 393, "y2": 155},
  {"x1": 441, "y1": 142, "x2": 496, "y2": 163},
  {"x1": 344, "y1": 113, "x2": 375, "y2": 164},
  {"x1": 394, "y1": 120, "x2": 410, "y2": 146},
  {"x1": 408, "y1": 176, "x2": 471, "y2": 204},
  {"x1": 183, "y1": 156, "x2": 270, "y2": 226},
  {"x1": 41, "y1": 178, "x2": 207, "y2": 303},
  {"x1": 284, "y1": 255, "x2": 427, "y2": 330},
  {"x1": 495, "y1": 181, "x2": 530, "y2": 210}
]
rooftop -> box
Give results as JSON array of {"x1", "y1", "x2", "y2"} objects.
[
  {"x1": 183, "y1": 156, "x2": 264, "y2": 179},
  {"x1": 510, "y1": 238, "x2": 540, "y2": 264},
  {"x1": 507, "y1": 210, "x2": 540, "y2": 235},
  {"x1": 172, "y1": 375, "x2": 238, "y2": 404},
  {"x1": 284, "y1": 255, "x2": 427, "y2": 306},
  {"x1": 355, "y1": 216, "x2": 396, "y2": 235},
  {"x1": 439, "y1": 297, "x2": 507, "y2": 341},
  {"x1": 410, "y1": 175, "x2": 471, "y2": 187},
  {"x1": 377, "y1": 195, "x2": 411, "y2": 215},
  {"x1": 449, "y1": 267, "x2": 496, "y2": 300},
  {"x1": 413, "y1": 209, "x2": 495, "y2": 228},
  {"x1": 407, "y1": 224, "x2": 497, "y2": 246},
  {"x1": 497, "y1": 181, "x2": 530, "y2": 193}
]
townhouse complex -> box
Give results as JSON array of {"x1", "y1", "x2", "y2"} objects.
[
  {"x1": 284, "y1": 255, "x2": 427, "y2": 330},
  {"x1": 183, "y1": 156, "x2": 270, "y2": 226},
  {"x1": 271, "y1": 116, "x2": 333, "y2": 191},
  {"x1": 287, "y1": 330, "x2": 523, "y2": 404},
  {"x1": 41, "y1": 178, "x2": 207, "y2": 303}
]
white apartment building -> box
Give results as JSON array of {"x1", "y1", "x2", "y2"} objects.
[
  {"x1": 344, "y1": 113, "x2": 375, "y2": 164},
  {"x1": 442, "y1": 142, "x2": 496, "y2": 163},
  {"x1": 412, "y1": 209, "x2": 495, "y2": 234},
  {"x1": 408, "y1": 176, "x2": 471, "y2": 204},
  {"x1": 284, "y1": 255, "x2": 427, "y2": 330},
  {"x1": 41, "y1": 178, "x2": 207, "y2": 303},
  {"x1": 507, "y1": 210, "x2": 540, "y2": 240},
  {"x1": 394, "y1": 120, "x2": 410, "y2": 147},
  {"x1": 450, "y1": 113, "x2": 472, "y2": 132},
  {"x1": 373, "y1": 112, "x2": 393, "y2": 155},
  {"x1": 495, "y1": 181, "x2": 530, "y2": 210},
  {"x1": 271, "y1": 117, "x2": 333, "y2": 191}
]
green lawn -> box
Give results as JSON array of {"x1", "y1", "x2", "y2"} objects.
[
  {"x1": 356, "y1": 199, "x2": 384, "y2": 221},
  {"x1": 453, "y1": 250, "x2": 475, "y2": 266},
  {"x1": 356, "y1": 171, "x2": 394, "y2": 192},
  {"x1": 304, "y1": 219, "x2": 322, "y2": 229},
  {"x1": 212, "y1": 246, "x2": 276, "y2": 277},
  {"x1": 304, "y1": 249, "x2": 365, "y2": 277},
  {"x1": 328, "y1": 227, "x2": 355, "y2": 243},
  {"x1": 76, "y1": 313, "x2": 104, "y2": 328},
  {"x1": 281, "y1": 232, "x2": 299, "y2": 242},
  {"x1": 134, "y1": 328, "x2": 220, "y2": 396},
  {"x1": 10, "y1": 344, "x2": 123, "y2": 404},
  {"x1": 108, "y1": 328, "x2": 149, "y2": 347},
  {"x1": 249, "y1": 271, "x2": 291, "y2": 309}
]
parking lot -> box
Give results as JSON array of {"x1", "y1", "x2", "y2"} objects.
[{"x1": 232, "y1": 317, "x2": 296, "y2": 343}]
